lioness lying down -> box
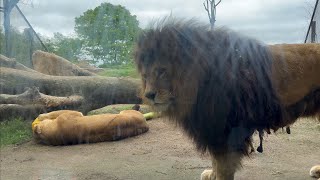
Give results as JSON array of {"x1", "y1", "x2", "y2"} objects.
[{"x1": 32, "y1": 110, "x2": 149, "y2": 145}]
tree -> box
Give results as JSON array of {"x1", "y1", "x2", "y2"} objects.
[
  {"x1": 47, "y1": 33, "x2": 83, "y2": 62},
  {"x1": 74, "y1": 3, "x2": 140, "y2": 65},
  {"x1": 203, "y1": 0, "x2": 222, "y2": 30}
]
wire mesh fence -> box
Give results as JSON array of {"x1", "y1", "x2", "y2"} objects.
[
  {"x1": 305, "y1": 0, "x2": 319, "y2": 43},
  {"x1": 1, "y1": 1, "x2": 48, "y2": 68}
]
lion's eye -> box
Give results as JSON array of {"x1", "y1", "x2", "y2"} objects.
[{"x1": 158, "y1": 68, "x2": 167, "y2": 79}]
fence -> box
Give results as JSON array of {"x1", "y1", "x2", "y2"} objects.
[
  {"x1": 305, "y1": 0, "x2": 319, "y2": 43},
  {"x1": 1, "y1": 0, "x2": 48, "y2": 68}
]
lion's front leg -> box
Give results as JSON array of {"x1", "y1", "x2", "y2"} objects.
[
  {"x1": 201, "y1": 157, "x2": 217, "y2": 180},
  {"x1": 201, "y1": 169, "x2": 215, "y2": 180},
  {"x1": 201, "y1": 152, "x2": 242, "y2": 180}
]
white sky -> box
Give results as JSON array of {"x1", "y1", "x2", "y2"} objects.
[{"x1": 4, "y1": 0, "x2": 318, "y2": 44}]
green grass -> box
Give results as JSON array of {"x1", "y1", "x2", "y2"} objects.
[
  {"x1": 0, "y1": 118, "x2": 32, "y2": 148},
  {"x1": 98, "y1": 64, "x2": 139, "y2": 78}
]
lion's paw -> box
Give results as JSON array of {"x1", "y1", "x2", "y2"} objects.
[
  {"x1": 201, "y1": 169, "x2": 215, "y2": 180},
  {"x1": 310, "y1": 165, "x2": 320, "y2": 179}
]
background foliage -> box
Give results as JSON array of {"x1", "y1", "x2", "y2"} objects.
[
  {"x1": 74, "y1": 2, "x2": 140, "y2": 65},
  {"x1": 1, "y1": 27, "x2": 43, "y2": 67},
  {"x1": 1, "y1": 2, "x2": 141, "y2": 67}
]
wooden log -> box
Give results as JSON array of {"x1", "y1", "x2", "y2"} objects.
[
  {"x1": 0, "y1": 87, "x2": 84, "y2": 107},
  {"x1": 0, "y1": 67, "x2": 142, "y2": 114},
  {"x1": 0, "y1": 104, "x2": 46, "y2": 121}
]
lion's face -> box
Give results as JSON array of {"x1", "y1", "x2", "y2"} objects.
[
  {"x1": 138, "y1": 61, "x2": 176, "y2": 112},
  {"x1": 133, "y1": 25, "x2": 209, "y2": 117},
  {"x1": 134, "y1": 42, "x2": 202, "y2": 117}
]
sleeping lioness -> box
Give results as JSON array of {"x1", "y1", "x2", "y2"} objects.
[{"x1": 32, "y1": 110, "x2": 149, "y2": 145}]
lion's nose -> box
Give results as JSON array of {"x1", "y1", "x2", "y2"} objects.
[{"x1": 145, "y1": 91, "x2": 156, "y2": 100}]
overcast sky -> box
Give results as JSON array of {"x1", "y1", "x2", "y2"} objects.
[{"x1": 5, "y1": 0, "x2": 317, "y2": 44}]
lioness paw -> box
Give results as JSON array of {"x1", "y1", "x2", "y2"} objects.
[{"x1": 201, "y1": 169, "x2": 215, "y2": 180}]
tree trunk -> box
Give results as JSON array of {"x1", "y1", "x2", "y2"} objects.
[
  {"x1": 0, "y1": 104, "x2": 46, "y2": 121},
  {"x1": 0, "y1": 67, "x2": 142, "y2": 120},
  {"x1": 0, "y1": 52, "x2": 142, "y2": 120},
  {"x1": 0, "y1": 87, "x2": 84, "y2": 107}
]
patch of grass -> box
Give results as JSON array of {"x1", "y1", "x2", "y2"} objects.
[
  {"x1": 0, "y1": 118, "x2": 32, "y2": 148},
  {"x1": 98, "y1": 64, "x2": 139, "y2": 78}
]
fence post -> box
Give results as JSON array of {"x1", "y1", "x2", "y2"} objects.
[
  {"x1": 311, "y1": 21, "x2": 316, "y2": 43},
  {"x1": 3, "y1": 0, "x2": 19, "y2": 58},
  {"x1": 3, "y1": 0, "x2": 12, "y2": 57}
]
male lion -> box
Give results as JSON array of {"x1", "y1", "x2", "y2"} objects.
[{"x1": 133, "y1": 17, "x2": 320, "y2": 180}]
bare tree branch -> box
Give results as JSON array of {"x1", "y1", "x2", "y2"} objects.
[
  {"x1": 203, "y1": 1, "x2": 208, "y2": 11},
  {"x1": 203, "y1": 1, "x2": 211, "y2": 21},
  {"x1": 203, "y1": 0, "x2": 222, "y2": 29}
]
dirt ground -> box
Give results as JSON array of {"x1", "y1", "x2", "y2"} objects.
[{"x1": 1, "y1": 117, "x2": 319, "y2": 180}]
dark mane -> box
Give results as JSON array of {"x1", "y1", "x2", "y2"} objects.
[
  {"x1": 134, "y1": 17, "x2": 320, "y2": 179},
  {"x1": 134, "y1": 18, "x2": 285, "y2": 155}
]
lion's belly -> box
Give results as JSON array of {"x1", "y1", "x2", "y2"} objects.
[{"x1": 270, "y1": 43, "x2": 320, "y2": 106}]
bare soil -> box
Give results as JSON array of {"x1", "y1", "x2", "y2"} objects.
[{"x1": 1, "y1": 118, "x2": 319, "y2": 180}]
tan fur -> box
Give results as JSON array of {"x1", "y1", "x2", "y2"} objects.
[
  {"x1": 33, "y1": 110, "x2": 149, "y2": 145},
  {"x1": 37, "y1": 110, "x2": 83, "y2": 121},
  {"x1": 310, "y1": 165, "x2": 320, "y2": 179},
  {"x1": 32, "y1": 50, "x2": 96, "y2": 76},
  {"x1": 270, "y1": 43, "x2": 320, "y2": 106},
  {"x1": 134, "y1": 19, "x2": 319, "y2": 180},
  {"x1": 137, "y1": 43, "x2": 320, "y2": 180}
]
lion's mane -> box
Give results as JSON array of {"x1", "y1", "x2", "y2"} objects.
[{"x1": 134, "y1": 18, "x2": 319, "y2": 155}]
